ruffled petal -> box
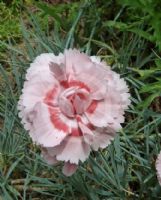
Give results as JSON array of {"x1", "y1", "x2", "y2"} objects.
[
  {"x1": 41, "y1": 148, "x2": 58, "y2": 165},
  {"x1": 78, "y1": 122, "x2": 94, "y2": 145},
  {"x1": 73, "y1": 89, "x2": 91, "y2": 114},
  {"x1": 106, "y1": 71, "x2": 131, "y2": 109},
  {"x1": 58, "y1": 96, "x2": 75, "y2": 117},
  {"x1": 56, "y1": 136, "x2": 91, "y2": 164},
  {"x1": 18, "y1": 53, "x2": 64, "y2": 118},
  {"x1": 20, "y1": 76, "x2": 57, "y2": 111},
  {"x1": 64, "y1": 49, "x2": 91, "y2": 76},
  {"x1": 90, "y1": 56, "x2": 109, "y2": 69},
  {"x1": 62, "y1": 162, "x2": 78, "y2": 176},
  {"x1": 29, "y1": 102, "x2": 67, "y2": 147},
  {"x1": 74, "y1": 70, "x2": 108, "y2": 100},
  {"x1": 26, "y1": 53, "x2": 64, "y2": 80},
  {"x1": 49, "y1": 106, "x2": 78, "y2": 133},
  {"x1": 49, "y1": 62, "x2": 66, "y2": 82},
  {"x1": 91, "y1": 127, "x2": 116, "y2": 151},
  {"x1": 86, "y1": 88, "x2": 127, "y2": 130},
  {"x1": 85, "y1": 100, "x2": 110, "y2": 127}
]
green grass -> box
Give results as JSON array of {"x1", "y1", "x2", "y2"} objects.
[{"x1": 0, "y1": 0, "x2": 161, "y2": 199}]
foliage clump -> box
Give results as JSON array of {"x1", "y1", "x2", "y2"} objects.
[
  {"x1": 0, "y1": 1, "x2": 21, "y2": 40},
  {"x1": 0, "y1": 0, "x2": 161, "y2": 199}
]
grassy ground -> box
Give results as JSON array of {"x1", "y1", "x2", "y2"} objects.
[{"x1": 0, "y1": 0, "x2": 161, "y2": 199}]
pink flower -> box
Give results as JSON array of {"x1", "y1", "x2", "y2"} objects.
[
  {"x1": 156, "y1": 152, "x2": 161, "y2": 185},
  {"x1": 18, "y1": 49, "x2": 130, "y2": 176}
]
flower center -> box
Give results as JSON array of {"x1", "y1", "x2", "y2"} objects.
[{"x1": 58, "y1": 87, "x2": 91, "y2": 118}]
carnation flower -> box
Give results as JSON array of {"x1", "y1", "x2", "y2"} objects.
[
  {"x1": 18, "y1": 49, "x2": 130, "y2": 176},
  {"x1": 156, "y1": 152, "x2": 161, "y2": 185}
]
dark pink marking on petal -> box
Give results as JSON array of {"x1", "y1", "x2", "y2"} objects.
[
  {"x1": 86, "y1": 100, "x2": 98, "y2": 114},
  {"x1": 68, "y1": 80, "x2": 90, "y2": 92},
  {"x1": 44, "y1": 86, "x2": 58, "y2": 107},
  {"x1": 77, "y1": 92, "x2": 87, "y2": 100},
  {"x1": 76, "y1": 115, "x2": 82, "y2": 123},
  {"x1": 71, "y1": 127, "x2": 82, "y2": 137},
  {"x1": 60, "y1": 80, "x2": 69, "y2": 88},
  {"x1": 49, "y1": 107, "x2": 69, "y2": 133},
  {"x1": 87, "y1": 123, "x2": 95, "y2": 130}
]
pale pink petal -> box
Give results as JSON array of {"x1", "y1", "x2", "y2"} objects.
[
  {"x1": 90, "y1": 56, "x2": 102, "y2": 65},
  {"x1": 73, "y1": 95, "x2": 84, "y2": 114},
  {"x1": 90, "y1": 56, "x2": 109, "y2": 69},
  {"x1": 90, "y1": 82, "x2": 107, "y2": 100},
  {"x1": 65, "y1": 52, "x2": 109, "y2": 99},
  {"x1": 30, "y1": 102, "x2": 67, "y2": 147},
  {"x1": 74, "y1": 70, "x2": 108, "y2": 101},
  {"x1": 65, "y1": 50, "x2": 107, "y2": 80},
  {"x1": 62, "y1": 162, "x2": 78, "y2": 176},
  {"x1": 21, "y1": 78, "x2": 58, "y2": 111},
  {"x1": 26, "y1": 53, "x2": 64, "y2": 81},
  {"x1": 64, "y1": 49, "x2": 91, "y2": 76},
  {"x1": 49, "y1": 62, "x2": 66, "y2": 82},
  {"x1": 91, "y1": 127, "x2": 116, "y2": 151},
  {"x1": 56, "y1": 136, "x2": 91, "y2": 164},
  {"x1": 73, "y1": 89, "x2": 91, "y2": 114},
  {"x1": 43, "y1": 85, "x2": 61, "y2": 107},
  {"x1": 49, "y1": 106, "x2": 78, "y2": 133},
  {"x1": 78, "y1": 122, "x2": 94, "y2": 145},
  {"x1": 19, "y1": 52, "x2": 63, "y2": 120},
  {"x1": 58, "y1": 96, "x2": 74, "y2": 117},
  {"x1": 85, "y1": 100, "x2": 110, "y2": 127},
  {"x1": 18, "y1": 98, "x2": 31, "y2": 130},
  {"x1": 156, "y1": 152, "x2": 161, "y2": 185},
  {"x1": 41, "y1": 148, "x2": 58, "y2": 165},
  {"x1": 45, "y1": 144, "x2": 64, "y2": 157},
  {"x1": 86, "y1": 91, "x2": 127, "y2": 130},
  {"x1": 106, "y1": 71, "x2": 131, "y2": 109},
  {"x1": 18, "y1": 82, "x2": 61, "y2": 132}
]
